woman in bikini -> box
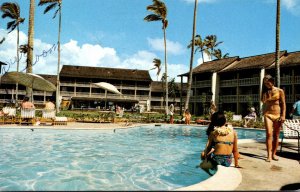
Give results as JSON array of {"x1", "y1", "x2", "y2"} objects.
[
  {"x1": 261, "y1": 74, "x2": 286, "y2": 162},
  {"x1": 200, "y1": 111, "x2": 240, "y2": 171}
]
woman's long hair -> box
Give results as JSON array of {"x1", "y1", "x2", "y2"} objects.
[
  {"x1": 206, "y1": 111, "x2": 227, "y2": 136},
  {"x1": 261, "y1": 74, "x2": 275, "y2": 101}
]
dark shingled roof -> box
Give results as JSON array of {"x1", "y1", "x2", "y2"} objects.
[
  {"x1": 220, "y1": 51, "x2": 287, "y2": 72},
  {"x1": 60, "y1": 65, "x2": 152, "y2": 82},
  {"x1": 151, "y1": 81, "x2": 187, "y2": 92},
  {"x1": 178, "y1": 57, "x2": 239, "y2": 76},
  {"x1": 267, "y1": 51, "x2": 300, "y2": 69}
]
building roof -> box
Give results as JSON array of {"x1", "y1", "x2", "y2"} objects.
[
  {"x1": 267, "y1": 51, "x2": 300, "y2": 69},
  {"x1": 39, "y1": 74, "x2": 57, "y2": 85},
  {"x1": 60, "y1": 65, "x2": 152, "y2": 82},
  {"x1": 178, "y1": 57, "x2": 239, "y2": 76},
  {"x1": 151, "y1": 81, "x2": 187, "y2": 92},
  {"x1": 220, "y1": 51, "x2": 287, "y2": 72}
]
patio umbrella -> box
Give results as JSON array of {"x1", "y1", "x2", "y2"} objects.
[
  {"x1": 93, "y1": 82, "x2": 122, "y2": 95},
  {"x1": 93, "y1": 82, "x2": 122, "y2": 109},
  {"x1": 4, "y1": 71, "x2": 56, "y2": 92}
]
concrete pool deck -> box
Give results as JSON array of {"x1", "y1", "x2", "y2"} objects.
[{"x1": 1, "y1": 122, "x2": 300, "y2": 190}]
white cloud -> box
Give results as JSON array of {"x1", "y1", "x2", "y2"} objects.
[
  {"x1": 0, "y1": 28, "x2": 186, "y2": 82},
  {"x1": 147, "y1": 37, "x2": 185, "y2": 55},
  {"x1": 196, "y1": 51, "x2": 212, "y2": 65},
  {"x1": 265, "y1": 0, "x2": 300, "y2": 16}
]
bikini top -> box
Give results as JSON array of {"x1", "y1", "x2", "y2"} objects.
[
  {"x1": 265, "y1": 87, "x2": 280, "y2": 101},
  {"x1": 214, "y1": 141, "x2": 233, "y2": 146}
]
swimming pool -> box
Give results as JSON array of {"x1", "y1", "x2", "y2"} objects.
[{"x1": 0, "y1": 125, "x2": 265, "y2": 191}]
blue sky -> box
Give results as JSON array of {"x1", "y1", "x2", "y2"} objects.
[{"x1": 0, "y1": 0, "x2": 299, "y2": 82}]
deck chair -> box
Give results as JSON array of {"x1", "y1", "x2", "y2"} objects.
[
  {"x1": 41, "y1": 109, "x2": 56, "y2": 125},
  {"x1": 232, "y1": 115, "x2": 242, "y2": 121},
  {"x1": 2, "y1": 107, "x2": 16, "y2": 124},
  {"x1": 53, "y1": 116, "x2": 68, "y2": 125},
  {"x1": 280, "y1": 119, "x2": 300, "y2": 154},
  {"x1": 20, "y1": 108, "x2": 36, "y2": 125}
]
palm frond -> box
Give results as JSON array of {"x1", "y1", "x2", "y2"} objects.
[
  {"x1": 1, "y1": 12, "x2": 13, "y2": 19},
  {"x1": 144, "y1": 14, "x2": 162, "y2": 22},
  {"x1": 7, "y1": 20, "x2": 15, "y2": 31},
  {"x1": 44, "y1": 3, "x2": 58, "y2": 14}
]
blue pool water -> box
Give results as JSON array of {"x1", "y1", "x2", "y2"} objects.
[{"x1": 0, "y1": 125, "x2": 265, "y2": 191}]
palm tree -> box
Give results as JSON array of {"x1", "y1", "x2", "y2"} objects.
[
  {"x1": 212, "y1": 49, "x2": 229, "y2": 60},
  {"x1": 275, "y1": 0, "x2": 281, "y2": 87},
  {"x1": 1, "y1": 2, "x2": 25, "y2": 102},
  {"x1": 188, "y1": 34, "x2": 208, "y2": 63},
  {"x1": 168, "y1": 78, "x2": 178, "y2": 103},
  {"x1": 38, "y1": 0, "x2": 62, "y2": 113},
  {"x1": 26, "y1": 0, "x2": 35, "y2": 98},
  {"x1": 144, "y1": 0, "x2": 169, "y2": 114},
  {"x1": 150, "y1": 58, "x2": 161, "y2": 81},
  {"x1": 204, "y1": 35, "x2": 223, "y2": 60},
  {"x1": 185, "y1": 0, "x2": 198, "y2": 112}
]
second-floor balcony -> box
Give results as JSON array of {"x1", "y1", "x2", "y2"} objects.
[
  {"x1": 192, "y1": 80, "x2": 212, "y2": 88},
  {"x1": 239, "y1": 77, "x2": 260, "y2": 86},
  {"x1": 220, "y1": 79, "x2": 238, "y2": 87},
  {"x1": 190, "y1": 95, "x2": 212, "y2": 103}
]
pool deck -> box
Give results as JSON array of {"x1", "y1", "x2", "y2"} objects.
[{"x1": 1, "y1": 122, "x2": 300, "y2": 190}]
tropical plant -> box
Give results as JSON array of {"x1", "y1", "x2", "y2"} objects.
[
  {"x1": 188, "y1": 34, "x2": 208, "y2": 63},
  {"x1": 38, "y1": 0, "x2": 62, "y2": 113},
  {"x1": 168, "y1": 78, "x2": 178, "y2": 102},
  {"x1": 185, "y1": 0, "x2": 198, "y2": 112},
  {"x1": 1, "y1": 2, "x2": 25, "y2": 102},
  {"x1": 204, "y1": 35, "x2": 223, "y2": 60},
  {"x1": 144, "y1": 0, "x2": 169, "y2": 114},
  {"x1": 150, "y1": 58, "x2": 161, "y2": 81},
  {"x1": 212, "y1": 49, "x2": 229, "y2": 60},
  {"x1": 275, "y1": 0, "x2": 281, "y2": 87}
]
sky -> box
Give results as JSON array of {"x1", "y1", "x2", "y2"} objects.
[{"x1": 0, "y1": 0, "x2": 299, "y2": 82}]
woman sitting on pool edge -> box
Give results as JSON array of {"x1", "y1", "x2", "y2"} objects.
[{"x1": 200, "y1": 111, "x2": 240, "y2": 172}]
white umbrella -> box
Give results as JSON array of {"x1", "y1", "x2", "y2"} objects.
[
  {"x1": 93, "y1": 82, "x2": 122, "y2": 95},
  {"x1": 93, "y1": 82, "x2": 122, "y2": 110},
  {"x1": 5, "y1": 71, "x2": 56, "y2": 92}
]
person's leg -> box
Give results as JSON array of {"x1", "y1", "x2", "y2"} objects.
[
  {"x1": 264, "y1": 116, "x2": 274, "y2": 162},
  {"x1": 272, "y1": 121, "x2": 282, "y2": 160}
]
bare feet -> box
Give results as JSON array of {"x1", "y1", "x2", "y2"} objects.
[
  {"x1": 272, "y1": 156, "x2": 279, "y2": 161},
  {"x1": 266, "y1": 158, "x2": 271, "y2": 162}
]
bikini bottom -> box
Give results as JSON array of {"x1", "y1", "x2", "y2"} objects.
[
  {"x1": 264, "y1": 114, "x2": 281, "y2": 122},
  {"x1": 210, "y1": 153, "x2": 232, "y2": 167}
]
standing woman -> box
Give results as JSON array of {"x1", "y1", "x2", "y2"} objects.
[{"x1": 261, "y1": 74, "x2": 286, "y2": 162}]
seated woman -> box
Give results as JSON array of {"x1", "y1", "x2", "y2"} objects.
[
  {"x1": 200, "y1": 111, "x2": 240, "y2": 172},
  {"x1": 184, "y1": 109, "x2": 191, "y2": 125},
  {"x1": 21, "y1": 96, "x2": 35, "y2": 109},
  {"x1": 243, "y1": 107, "x2": 257, "y2": 127}
]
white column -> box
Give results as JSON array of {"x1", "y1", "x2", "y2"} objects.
[
  {"x1": 211, "y1": 72, "x2": 218, "y2": 105},
  {"x1": 259, "y1": 68, "x2": 265, "y2": 117}
]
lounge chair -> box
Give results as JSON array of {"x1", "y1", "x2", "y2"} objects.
[
  {"x1": 20, "y1": 108, "x2": 36, "y2": 125},
  {"x1": 53, "y1": 116, "x2": 68, "y2": 125},
  {"x1": 280, "y1": 119, "x2": 300, "y2": 155},
  {"x1": 2, "y1": 107, "x2": 16, "y2": 124}
]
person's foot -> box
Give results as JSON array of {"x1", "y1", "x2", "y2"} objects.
[
  {"x1": 265, "y1": 158, "x2": 271, "y2": 162},
  {"x1": 272, "y1": 156, "x2": 279, "y2": 161}
]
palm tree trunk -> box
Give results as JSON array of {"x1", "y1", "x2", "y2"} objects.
[
  {"x1": 26, "y1": 0, "x2": 35, "y2": 99},
  {"x1": 16, "y1": 25, "x2": 19, "y2": 103},
  {"x1": 163, "y1": 25, "x2": 168, "y2": 115},
  {"x1": 275, "y1": 0, "x2": 281, "y2": 87},
  {"x1": 56, "y1": 3, "x2": 62, "y2": 113},
  {"x1": 185, "y1": 0, "x2": 198, "y2": 111},
  {"x1": 201, "y1": 49, "x2": 204, "y2": 63}
]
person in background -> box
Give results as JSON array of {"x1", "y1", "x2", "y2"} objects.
[
  {"x1": 169, "y1": 104, "x2": 174, "y2": 124},
  {"x1": 184, "y1": 109, "x2": 191, "y2": 125},
  {"x1": 44, "y1": 97, "x2": 55, "y2": 110},
  {"x1": 261, "y1": 74, "x2": 286, "y2": 162},
  {"x1": 21, "y1": 96, "x2": 35, "y2": 109},
  {"x1": 289, "y1": 96, "x2": 300, "y2": 119},
  {"x1": 243, "y1": 107, "x2": 257, "y2": 127},
  {"x1": 209, "y1": 101, "x2": 217, "y2": 118}
]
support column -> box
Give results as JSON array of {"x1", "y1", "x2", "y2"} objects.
[
  {"x1": 211, "y1": 72, "x2": 218, "y2": 105},
  {"x1": 259, "y1": 68, "x2": 266, "y2": 117},
  {"x1": 180, "y1": 76, "x2": 183, "y2": 116}
]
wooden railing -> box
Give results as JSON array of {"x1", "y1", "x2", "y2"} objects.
[
  {"x1": 220, "y1": 79, "x2": 238, "y2": 87},
  {"x1": 192, "y1": 80, "x2": 212, "y2": 88},
  {"x1": 239, "y1": 77, "x2": 260, "y2": 86}
]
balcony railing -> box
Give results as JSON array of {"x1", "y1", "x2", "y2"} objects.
[
  {"x1": 295, "y1": 76, "x2": 300, "y2": 84},
  {"x1": 239, "y1": 77, "x2": 260, "y2": 86},
  {"x1": 220, "y1": 79, "x2": 238, "y2": 87},
  {"x1": 281, "y1": 76, "x2": 293, "y2": 85},
  {"x1": 190, "y1": 95, "x2": 212, "y2": 102},
  {"x1": 238, "y1": 94, "x2": 259, "y2": 102},
  {"x1": 192, "y1": 80, "x2": 212, "y2": 88},
  {"x1": 220, "y1": 95, "x2": 238, "y2": 103}
]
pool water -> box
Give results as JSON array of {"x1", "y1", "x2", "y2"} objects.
[{"x1": 0, "y1": 125, "x2": 265, "y2": 191}]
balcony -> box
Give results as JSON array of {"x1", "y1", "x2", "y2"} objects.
[
  {"x1": 220, "y1": 79, "x2": 238, "y2": 87},
  {"x1": 239, "y1": 77, "x2": 260, "y2": 86},
  {"x1": 238, "y1": 94, "x2": 259, "y2": 102},
  {"x1": 220, "y1": 95, "x2": 238, "y2": 103},
  {"x1": 295, "y1": 76, "x2": 300, "y2": 84},
  {"x1": 192, "y1": 80, "x2": 212, "y2": 88},
  {"x1": 190, "y1": 95, "x2": 212, "y2": 102},
  {"x1": 281, "y1": 76, "x2": 293, "y2": 85}
]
